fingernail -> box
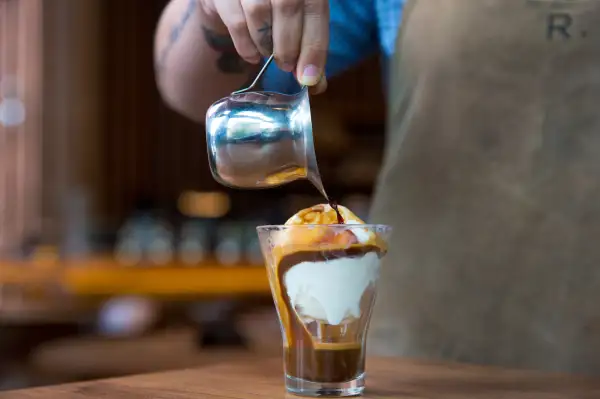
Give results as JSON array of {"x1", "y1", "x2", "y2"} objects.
[{"x1": 300, "y1": 65, "x2": 321, "y2": 86}]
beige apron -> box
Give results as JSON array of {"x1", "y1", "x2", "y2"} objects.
[{"x1": 368, "y1": 0, "x2": 600, "y2": 375}]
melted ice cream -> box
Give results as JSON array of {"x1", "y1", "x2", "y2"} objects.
[{"x1": 283, "y1": 252, "x2": 380, "y2": 326}]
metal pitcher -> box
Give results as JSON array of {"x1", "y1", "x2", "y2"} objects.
[{"x1": 205, "y1": 55, "x2": 326, "y2": 197}]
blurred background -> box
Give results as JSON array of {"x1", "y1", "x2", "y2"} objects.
[{"x1": 0, "y1": 0, "x2": 385, "y2": 391}]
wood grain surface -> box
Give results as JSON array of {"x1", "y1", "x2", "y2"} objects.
[{"x1": 4, "y1": 356, "x2": 600, "y2": 398}]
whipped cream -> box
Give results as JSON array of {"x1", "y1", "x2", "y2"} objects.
[
  {"x1": 283, "y1": 252, "x2": 380, "y2": 326},
  {"x1": 343, "y1": 219, "x2": 373, "y2": 244}
]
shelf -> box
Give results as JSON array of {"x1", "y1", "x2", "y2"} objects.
[
  {"x1": 63, "y1": 264, "x2": 270, "y2": 297},
  {"x1": 0, "y1": 258, "x2": 271, "y2": 297}
]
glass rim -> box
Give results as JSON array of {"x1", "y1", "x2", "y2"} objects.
[{"x1": 256, "y1": 224, "x2": 392, "y2": 230}]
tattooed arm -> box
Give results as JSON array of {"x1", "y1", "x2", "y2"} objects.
[{"x1": 154, "y1": 0, "x2": 259, "y2": 122}]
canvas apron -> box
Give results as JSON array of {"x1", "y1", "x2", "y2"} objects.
[{"x1": 368, "y1": 0, "x2": 600, "y2": 375}]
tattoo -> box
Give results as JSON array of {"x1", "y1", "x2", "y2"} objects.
[
  {"x1": 157, "y1": 0, "x2": 197, "y2": 70},
  {"x1": 258, "y1": 22, "x2": 273, "y2": 52},
  {"x1": 202, "y1": 26, "x2": 236, "y2": 52},
  {"x1": 202, "y1": 26, "x2": 249, "y2": 74}
]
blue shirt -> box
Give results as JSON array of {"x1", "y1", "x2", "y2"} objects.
[{"x1": 262, "y1": 0, "x2": 404, "y2": 93}]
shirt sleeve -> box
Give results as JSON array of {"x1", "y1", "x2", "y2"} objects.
[{"x1": 261, "y1": 0, "x2": 378, "y2": 94}]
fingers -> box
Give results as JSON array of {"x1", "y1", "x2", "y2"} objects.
[
  {"x1": 296, "y1": 0, "x2": 329, "y2": 87},
  {"x1": 213, "y1": 0, "x2": 262, "y2": 64},
  {"x1": 271, "y1": 0, "x2": 303, "y2": 72},
  {"x1": 211, "y1": 0, "x2": 329, "y2": 93},
  {"x1": 240, "y1": 0, "x2": 274, "y2": 57}
]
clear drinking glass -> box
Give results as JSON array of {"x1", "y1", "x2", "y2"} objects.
[{"x1": 257, "y1": 224, "x2": 392, "y2": 397}]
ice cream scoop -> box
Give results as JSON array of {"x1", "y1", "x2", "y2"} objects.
[
  {"x1": 272, "y1": 204, "x2": 385, "y2": 260},
  {"x1": 285, "y1": 204, "x2": 364, "y2": 226}
]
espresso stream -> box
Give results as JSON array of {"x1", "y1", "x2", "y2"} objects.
[
  {"x1": 276, "y1": 246, "x2": 382, "y2": 382},
  {"x1": 329, "y1": 200, "x2": 344, "y2": 224},
  {"x1": 309, "y1": 172, "x2": 344, "y2": 224}
]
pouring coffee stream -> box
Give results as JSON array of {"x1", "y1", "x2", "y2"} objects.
[
  {"x1": 206, "y1": 54, "x2": 344, "y2": 223},
  {"x1": 308, "y1": 174, "x2": 344, "y2": 223}
]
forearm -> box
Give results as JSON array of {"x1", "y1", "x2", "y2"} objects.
[{"x1": 154, "y1": 0, "x2": 258, "y2": 122}]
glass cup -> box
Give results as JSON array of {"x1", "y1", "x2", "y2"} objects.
[{"x1": 257, "y1": 224, "x2": 392, "y2": 397}]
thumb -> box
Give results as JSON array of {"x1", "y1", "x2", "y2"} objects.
[{"x1": 295, "y1": 0, "x2": 329, "y2": 87}]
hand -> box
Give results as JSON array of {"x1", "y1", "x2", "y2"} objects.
[{"x1": 200, "y1": 0, "x2": 329, "y2": 94}]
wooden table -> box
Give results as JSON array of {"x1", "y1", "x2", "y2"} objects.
[{"x1": 4, "y1": 356, "x2": 600, "y2": 398}]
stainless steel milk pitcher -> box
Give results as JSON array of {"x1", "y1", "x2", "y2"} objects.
[{"x1": 205, "y1": 55, "x2": 325, "y2": 195}]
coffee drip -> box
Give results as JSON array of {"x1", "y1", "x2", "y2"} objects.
[
  {"x1": 330, "y1": 201, "x2": 345, "y2": 224},
  {"x1": 310, "y1": 176, "x2": 344, "y2": 224}
]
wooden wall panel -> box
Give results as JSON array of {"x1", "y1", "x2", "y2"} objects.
[
  {"x1": 102, "y1": 0, "x2": 217, "y2": 226},
  {"x1": 0, "y1": 0, "x2": 43, "y2": 255},
  {"x1": 41, "y1": 0, "x2": 106, "y2": 247}
]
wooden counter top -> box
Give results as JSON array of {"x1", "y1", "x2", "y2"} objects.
[{"x1": 4, "y1": 356, "x2": 599, "y2": 398}]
